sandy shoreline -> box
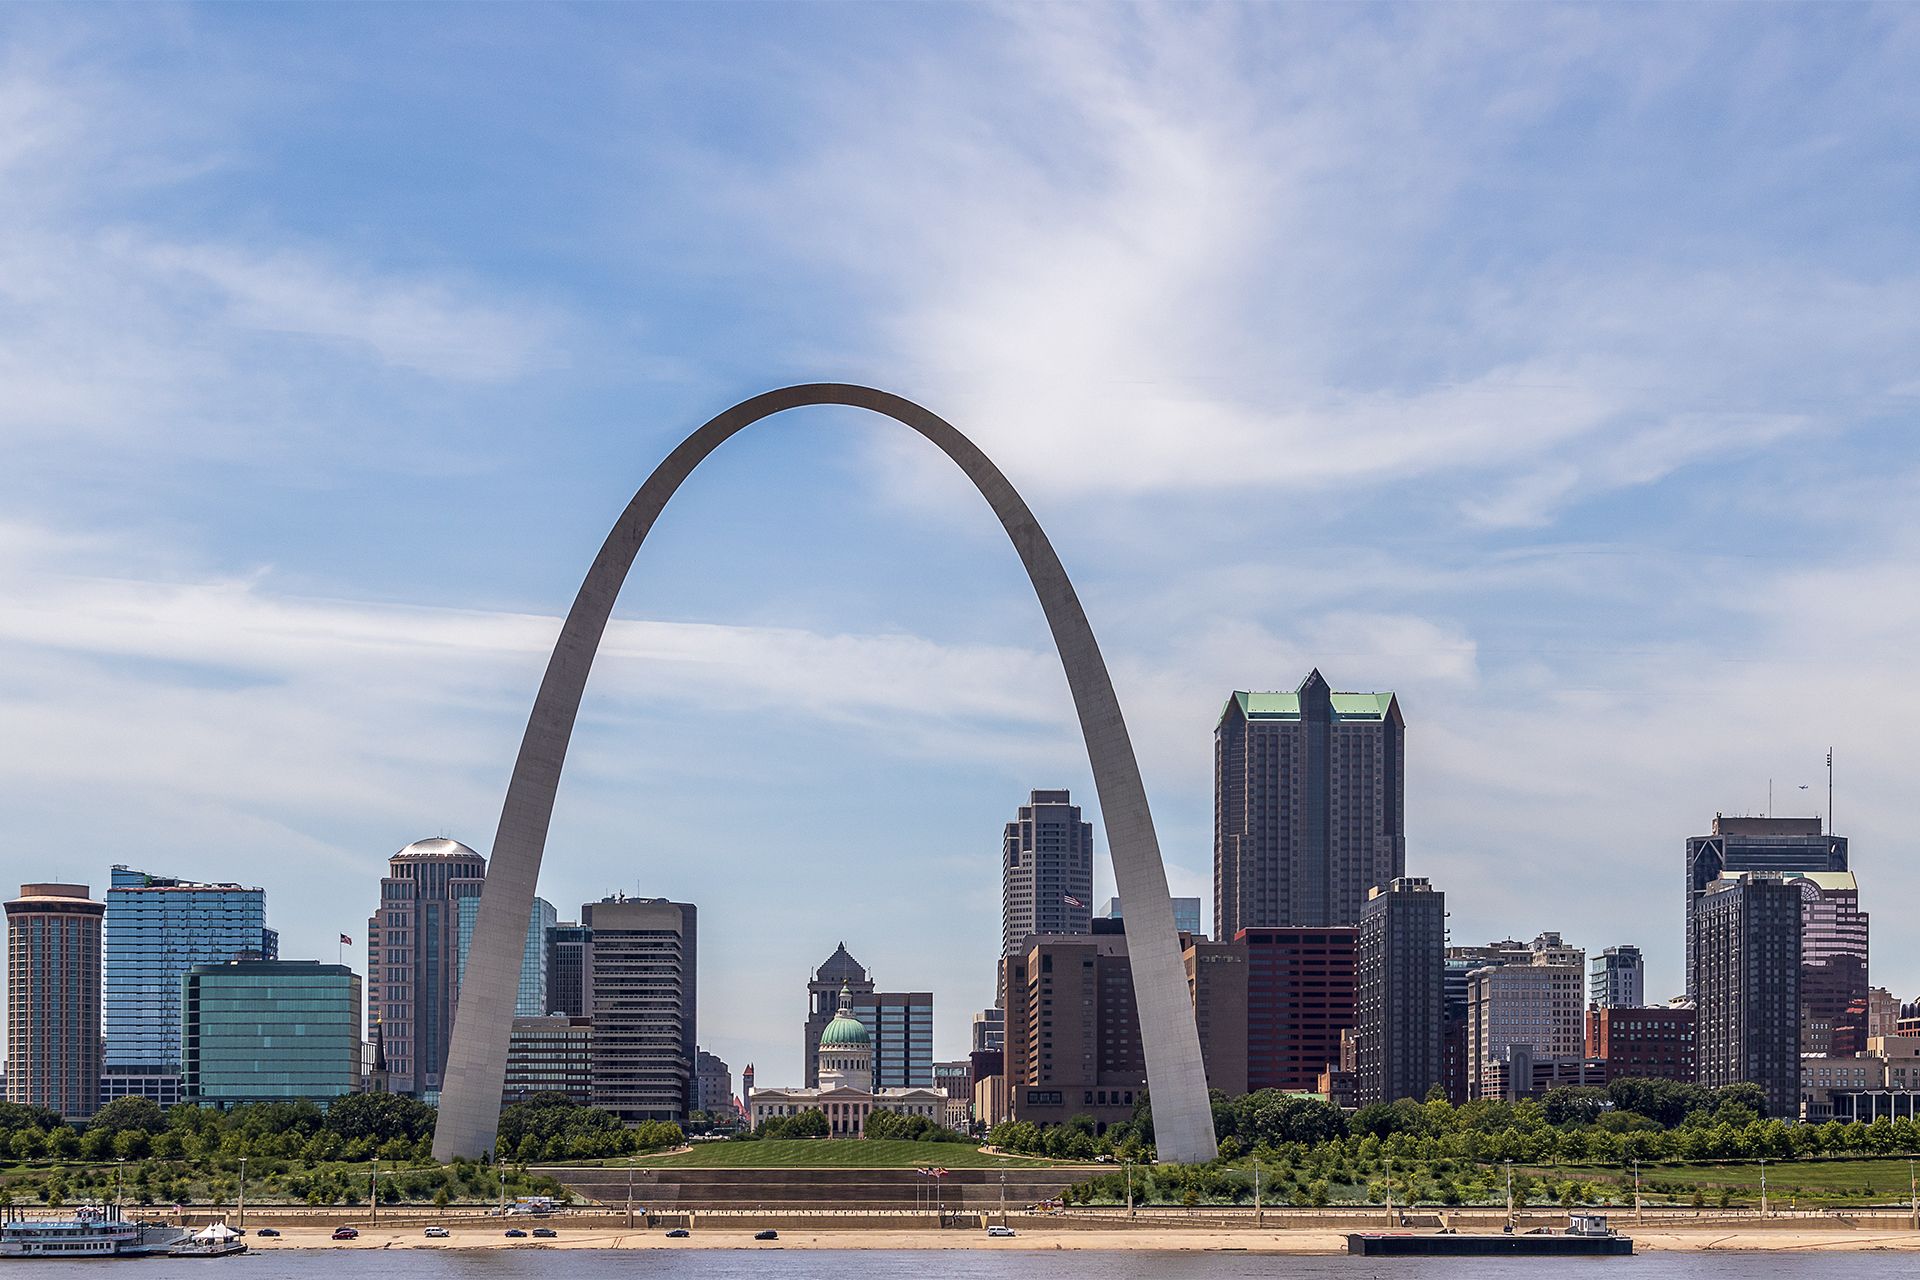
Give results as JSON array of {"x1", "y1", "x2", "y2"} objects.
[{"x1": 239, "y1": 1224, "x2": 1920, "y2": 1253}]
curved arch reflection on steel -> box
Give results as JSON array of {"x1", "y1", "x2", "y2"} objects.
[{"x1": 431, "y1": 384, "x2": 1219, "y2": 1165}]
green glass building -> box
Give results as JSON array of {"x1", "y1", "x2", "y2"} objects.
[{"x1": 182, "y1": 960, "x2": 363, "y2": 1106}]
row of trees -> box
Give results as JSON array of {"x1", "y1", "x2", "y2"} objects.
[
  {"x1": 0, "y1": 1092, "x2": 684, "y2": 1203},
  {"x1": 995, "y1": 1080, "x2": 1920, "y2": 1191}
]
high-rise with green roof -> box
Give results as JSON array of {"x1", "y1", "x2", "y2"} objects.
[{"x1": 1215, "y1": 669, "x2": 1404, "y2": 939}]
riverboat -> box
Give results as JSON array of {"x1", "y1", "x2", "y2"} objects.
[{"x1": 0, "y1": 1206, "x2": 187, "y2": 1259}]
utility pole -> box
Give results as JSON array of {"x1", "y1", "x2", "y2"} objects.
[
  {"x1": 998, "y1": 1171, "x2": 1006, "y2": 1225},
  {"x1": 1125, "y1": 1159, "x2": 1134, "y2": 1218},
  {"x1": 1760, "y1": 1158, "x2": 1768, "y2": 1218},
  {"x1": 1384, "y1": 1157, "x2": 1393, "y2": 1228},
  {"x1": 370, "y1": 1160, "x2": 378, "y2": 1224},
  {"x1": 1505, "y1": 1160, "x2": 1514, "y2": 1230},
  {"x1": 626, "y1": 1164, "x2": 634, "y2": 1230},
  {"x1": 499, "y1": 1162, "x2": 507, "y2": 1216},
  {"x1": 237, "y1": 1157, "x2": 247, "y2": 1229},
  {"x1": 1632, "y1": 1159, "x2": 1641, "y2": 1223}
]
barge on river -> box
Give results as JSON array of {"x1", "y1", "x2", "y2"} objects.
[{"x1": 1349, "y1": 1212, "x2": 1633, "y2": 1257}]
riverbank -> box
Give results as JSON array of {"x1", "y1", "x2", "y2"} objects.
[{"x1": 239, "y1": 1224, "x2": 1920, "y2": 1252}]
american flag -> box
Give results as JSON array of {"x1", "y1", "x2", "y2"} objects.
[
  {"x1": 1062, "y1": 894, "x2": 1085, "y2": 909},
  {"x1": 339, "y1": 934, "x2": 353, "y2": 945}
]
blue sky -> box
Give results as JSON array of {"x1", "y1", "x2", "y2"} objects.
[{"x1": 3, "y1": 4, "x2": 1917, "y2": 1084}]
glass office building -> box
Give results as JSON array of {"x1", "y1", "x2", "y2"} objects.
[
  {"x1": 457, "y1": 895, "x2": 556, "y2": 1018},
  {"x1": 182, "y1": 960, "x2": 362, "y2": 1105},
  {"x1": 104, "y1": 866, "x2": 272, "y2": 1102}
]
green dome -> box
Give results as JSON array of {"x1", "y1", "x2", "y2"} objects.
[{"x1": 820, "y1": 1012, "x2": 869, "y2": 1048}]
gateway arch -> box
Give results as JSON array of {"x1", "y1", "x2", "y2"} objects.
[{"x1": 432, "y1": 384, "x2": 1219, "y2": 1165}]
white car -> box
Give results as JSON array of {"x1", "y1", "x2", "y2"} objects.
[
  {"x1": 986, "y1": 1225, "x2": 1017, "y2": 1238},
  {"x1": 424, "y1": 1227, "x2": 451, "y2": 1239}
]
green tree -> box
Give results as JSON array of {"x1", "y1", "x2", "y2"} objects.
[{"x1": 88, "y1": 1097, "x2": 168, "y2": 1136}]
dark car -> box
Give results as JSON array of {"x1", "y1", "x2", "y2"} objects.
[
  {"x1": 665, "y1": 1229, "x2": 691, "y2": 1238},
  {"x1": 255, "y1": 1228, "x2": 280, "y2": 1239},
  {"x1": 331, "y1": 1228, "x2": 358, "y2": 1241},
  {"x1": 532, "y1": 1228, "x2": 558, "y2": 1239},
  {"x1": 505, "y1": 1228, "x2": 528, "y2": 1238},
  {"x1": 754, "y1": 1230, "x2": 779, "y2": 1241}
]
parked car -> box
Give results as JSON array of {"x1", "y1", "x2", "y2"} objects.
[
  {"x1": 532, "y1": 1228, "x2": 558, "y2": 1239},
  {"x1": 754, "y1": 1229, "x2": 779, "y2": 1241},
  {"x1": 986, "y1": 1225, "x2": 1017, "y2": 1238},
  {"x1": 331, "y1": 1228, "x2": 358, "y2": 1241},
  {"x1": 665, "y1": 1229, "x2": 691, "y2": 1238},
  {"x1": 255, "y1": 1229, "x2": 280, "y2": 1239},
  {"x1": 505, "y1": 1228, "x2": 528, "y2": 1238},
  {"x1": 424, "y1": 1227, "x2": 450, "y2": 1239}
]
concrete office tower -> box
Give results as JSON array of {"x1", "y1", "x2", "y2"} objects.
[
  {"x1": 1356, "y1": 878, "x2": 1443, "y2": 1105},
  {"x1": 366, "y1": 837, "x2": 486, "y2": 1097},
  {"x1": 1000, "y1": 920, "x2": 1247, "y2": 1129},
  {"x1": 1868, "y1": 987, "x2": 1901, "y2": 1038},
  {"x1": 1789, "y1": 872, "x2": 1868, "y2": 1055},
  {"x1": 545, "y1": 923, "x2": 592, "y2": 1016},
  {"x1": 457, "y1": 896, "x2": 556, "y2": 1019},
  {"x1": 504, "y1": 1016, "x2": 593, "y2": 1105},
  {"x1": 1467, "y1": 959, "x2": 1587, "y2": 1100},
  {"x1": 182, "y1": 960, "x2": 361, "y2": 1106},
  {"x1": 1685, "y1": 815, "x2": 1845, "y2": 997},
  {"x1": 1001, "y1": 790, "x2": 1094, "y2": 957},
  {"x1": 1590, "y1": 945, "x2": 1646, "y2": 1009},
  {"x1": 803, "y1": 943, "x2": 875, "y2": 1087},
  {"x1": 102, "y1": 866, "x2": 271, "y2": 1107},
  {"x1": 5, "y1": 884, "x2": 104, "y2": 1119},
  {"x1": 1100, "y1": 896, "x2": 1204, "y2": 938},
  {"x1": 1240, "y1": 927, "x2": 1357, "y2": 1092},
  {"x1": 971, "y1": 1007, "x2": 1006, "y2": 1052},
  {"x1": 580, "y1": 896, "x2": 696, "y2": 1121},
  {"x1": 1694, "y1": 872, "x2": 1801, "y2": 1118},
  {"x1": 1214, "y1": 671, "x2": 1404, "y2": 939},
  {"x1": 695, "y1": 1049, "x2": 734, "y2": 1115}
]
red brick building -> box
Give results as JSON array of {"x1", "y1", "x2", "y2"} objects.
[
  {"x1": 1586, "y1": 1005, "x2": 1697, "y2": 1083},
  {"x1": 1239, "y1": 926, "x2": 1357, "y2": 1093}
]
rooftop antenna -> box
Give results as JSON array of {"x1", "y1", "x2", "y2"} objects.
[{"x1": 1827, "y1": 749, "x2": 1835, "y2": 834}]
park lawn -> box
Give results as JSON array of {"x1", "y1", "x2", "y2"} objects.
[
  {"x1": 1537, "y1": 1157, "x2": 1920, "y2": 1207},
  {"x1": 631, "y1": 1139, "x2": 1092, "y2": 1169}
]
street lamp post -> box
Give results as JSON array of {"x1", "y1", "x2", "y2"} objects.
[
  {"x1": 1124, "y1": 1159, "x2": 1134, "y2": 1218},
  {"x1": 1254, "y1": 1157, "x2": 1262, "y2": 1228},
  {"x1": 1632, "y1": 1158, "x2": 1641, "y2": 1223},
  {"x1": 369, "y1": 1160, "x2": 378, "y2": 1224},
  {"x1": 237, "y1": 1157, "x2": 247, "y2": 1229},
  {"x1": 1504, "y1": 1160, "x2": 1515, "y2": 1230},
  {"x1": 1908, "y1": 1155, "x2": 1917, "y2": 1231},
  {"x1": 1760, "y1": 1157, "x2": 1768, "y2": 1218}
]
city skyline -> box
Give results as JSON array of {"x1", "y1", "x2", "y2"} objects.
[{"x1": 3, "y1": 4, "x2": 1918, "y2": 1089}]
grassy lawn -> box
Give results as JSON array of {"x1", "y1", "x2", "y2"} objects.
[
  {"x1": 1539, "y1": 1158, "x2": 1920, "y2": 1207},
  {"x1": 630, "y1": 1139, "x2": 1091, "y2": 1169}
]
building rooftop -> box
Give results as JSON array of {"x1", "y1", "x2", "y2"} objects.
[{"x1": 393, "y1": 837, "x2": 484, "y2": 861}]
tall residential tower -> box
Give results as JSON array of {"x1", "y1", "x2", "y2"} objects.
[
  {"x1": 1000, "y1": 789, "x2": 1094, "y2": 958},
  {"x1": 6, "y1": 884, "x2": 105, "y2": 1119},
  {"x1": 367, "y1": 837, "x2": 486, "y2": 1097},
  {"x1": 1215, "y1": 670, "x2": 1404, "y2": 938}
]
